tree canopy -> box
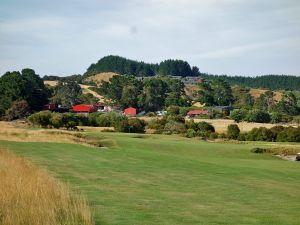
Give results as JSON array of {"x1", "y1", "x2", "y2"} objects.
[{"x1": 0, "y1": 69, "x2": 49, "y2": 117}]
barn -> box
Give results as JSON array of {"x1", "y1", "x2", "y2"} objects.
[
  {"x1": 124, "y1": 107, "x2": 137, "y2": 117},
  {"x1": 72, "y1": 104, "x2": 98, "y2": 113},
  {"x1": 187, "y1": 110, "x2": 209, "y2": 117}
]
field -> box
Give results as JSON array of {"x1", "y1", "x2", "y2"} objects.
[{"x1": 1, "y1": 125, "x2": 300, "y2": 225}]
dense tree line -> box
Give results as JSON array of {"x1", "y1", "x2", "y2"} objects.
[
  {"x1": 84, "y1": 55, "x2": 200, "y2": 78},
  {"x1": 0, "y1": 69, "x2": 49, "y2": 119},
  {"x1": 200, "y1": 74, "x2": 300, "y2": 91}
]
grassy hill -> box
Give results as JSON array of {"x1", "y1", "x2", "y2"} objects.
[
  {"x1": 85, "y1": 72, "x2": 119, "y2": 86},
  {"x1": 1, "y1": 130, "x2": 299, "y2": 225}
]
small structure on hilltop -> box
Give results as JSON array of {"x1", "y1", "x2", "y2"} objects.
[
  {"x1": 187, "y1": 109, "x2": 209, "y2": 118},
  {"x1": 72, "y1": 104, "x2": 98, "y2": 113},
  {"x1": 124, "y1": 107, "x2": 137, "y2": 117}
]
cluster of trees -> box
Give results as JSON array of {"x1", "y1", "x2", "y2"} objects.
[
  {"x1": 98, "y1": 75, "x2": 191, "y2": 111},
  {"x1": 147, "y1": 107, "x2": 216, "y2": 138},
  {"x1": 28, "y1": 111, "x2": 146, "y2": 133},
  {"x1": 226, "y1": 124, "x2": 300, "y2": 142},
  {"x1": 84, "y1": 55, "x2": 200, "y2": 78},
  {"x1": 200, "y1": 74, "x2": 300, "y2": 91},
  {"x1": 49, "y1": 81, "x2": 98, "y2": 108},
  {"x1": 0, "y1": 69, "x2": 49, "y2": 119},
  {"x1": 196, "y1": 80, "x2": 300, "y2": 121},
  {"x1": 197, "y1": 79, "x2": 234, "y2": 106}
]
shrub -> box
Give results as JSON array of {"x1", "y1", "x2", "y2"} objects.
[
  {"x1": 125, "y1": 118, "x2": 146, "y2": 133},
  {"x1": 276, "y1": 127, "x2": 300, "y2": 142},
  {"x1": 62, "y1": 113, "x2": 79, "y2": 129},
  {"x1": 167, "y1": 106, "x2": 180, "y2": 115},
  {"x1": 246, "y1": 127, "x2": 274, "y2": 142},
  {"x1": 246, "y1": 110, "x2": 271, "y2": 123},
  {"x1": 50, "y1": 113, "x2": 63, "y2": 129},
  {"x1": 209, "y1": 132, "x2": 218, "y2": 140},
  {"x1": 251, "y1": 147, "x2": 269, "y2": 153},
  {"x1": 146, "y1": 112, "x2": 156, "y2": 117},
  {"x1": 227, "y1": 124, "x2": 240, "y2": 139},
  {"x1": 196, "y1": 122, "x2": 215, "y2": 138},
  {"x1": 147, "y1": 118, "x2": 166, "y2": 130},
  {"x1": 166, "y1": 115, "x2": 185, "y2": 123},
  {"x1": 179, "y1": 107, "x2": 189, "y2": 117},
  {"x1": 5, "y1": 100, "x2": 30, "y2": 121},
  {"x1": 230, "y1": 109, "x2": 247, "y2": 122},
  {"x1": 185, "y1": 129, "x2": 196, "y2": 138},
  {"x1": 28, "y1": 111, "x2": 52, "y2": 128},
  {"x1": 164, "y1": 121, "x2": 186, "y2": 134},
  {"x1": 271, "y1": 112, "x2": 283, "y2": 123},
  {"x1": 95, "y1": 112, "x2": 128, "y2": 131}
]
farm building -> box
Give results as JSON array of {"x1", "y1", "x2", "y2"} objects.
[
  {"x1": 72, "y1": 104, "x2": 98, "y2": 113},
  {"x1": 187, "y1": 110, "x2": 209, "y2": 117},
  {"x1": 124, "y1": 107, "x2": 137, "y2": 117},
  {"x1": 44, "y1": 103, "x2": 69, "y2": 112}
]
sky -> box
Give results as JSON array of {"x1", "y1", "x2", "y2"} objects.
[{"x1": 0, "y1": 0, "x2": 300, "y2": 76}]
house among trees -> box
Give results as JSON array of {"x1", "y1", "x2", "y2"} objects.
[
  {"x1": 187, "y1": 110, "x2": 209, "y2": 117},
  {"x1": 72, "y1": 104, "x2": 98, "y2": 113},
  {"x1": 124, "y1": 107, "x2": 137, "y2": 117}
]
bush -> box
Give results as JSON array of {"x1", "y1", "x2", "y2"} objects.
[
  {"x1": 5, "y1": 100, "x2": 30, "y2": 121},
  {"x1": 179, "y1": 107, "x2": 189, "y2": 117},
  {"x1": 164, "y1": 121, "x2": 186, "y2": 134},
  {"x1": 251, "y1": 147, "x2": 269, "y2": 153},
  {"x1": 95, "y1": 112, "x2": 128, "y2": 131},
  {"x1": 276, "y1": 127, "x2": 300, "y2": 142},
  {"x1": 167, "y1": 106, "x2": 180, "y2": 115},
  {"x1": 146, "y1": 112, "x2": 156, "y2": 117},
  {"x1": 227, "y1": 124, "x2": 240, "y2": 139},
  {"x1": 246, "y1": 127, "x2": 274, "y2": 142},
  {"x1": 125, "y1": 118, "x2": 146, "y2": 133},
  {"x1": 271, "y1": 112, "x2": 283, "y2": 123},
  {"x1": 50, "y1": 113, "x2": 63, "y2": 128},
  {"x1": 196, "y1": 121, "x2": 215, "y2": 137},
  {"x1": 230, "y1": 109, "x2": 247, "y2": 122},
  {"x1": 28, "y1": 111, "x2": 52, "y2": 128},
  {"x1": 185, "y1": 129, "x2": 196, "y2": 138},
  {"x1": 246, "y1": 110, "x2": 271, "y2": 123}
]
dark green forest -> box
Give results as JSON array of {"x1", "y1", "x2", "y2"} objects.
[
  {"x1": 84, "y1": 55, "x2": 199, "y2": 78},
  {"x1": 200, "y1": 74, "x2": 300, "y2": 91},
  {"x1": 82, "y1": 55, "x2": 300, "y2": 90}
]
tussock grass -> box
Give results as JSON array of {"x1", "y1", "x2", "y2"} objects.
[
  {"x1": 0, "y1": 148, "x2": 94, "y2": 225},
  {"x1": 0, "y1": 122, "x2": 107, "y2": 148}
]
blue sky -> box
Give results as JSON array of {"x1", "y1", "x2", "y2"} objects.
[{"x1": 0, "y1": 0, "x2": 299, "y2": 76}]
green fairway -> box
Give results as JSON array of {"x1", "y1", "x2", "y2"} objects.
[{"x1": 1, "y1": 133, "x2": 300, "y2": 225}]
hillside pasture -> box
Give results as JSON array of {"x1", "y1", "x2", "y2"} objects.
[{"x1": 85, "y1": 72, "x2": 119, "y2": 85}]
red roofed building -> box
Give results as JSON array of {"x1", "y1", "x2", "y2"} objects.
[
  {"x1": 72, "y1": 104, "x2": 98, "y2": 113},
  {"x1": 124, "y1": 107, "x2": 137, "y2": 117},
  {"x1": 187, "y1": 110, "x2": 209, "y2": 117}
]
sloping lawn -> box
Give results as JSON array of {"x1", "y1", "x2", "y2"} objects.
[{"x1": 1, "y1": 133, "x2": 300, "y2": 225}]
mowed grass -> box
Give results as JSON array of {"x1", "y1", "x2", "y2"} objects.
[{"x1": 1, "y1": 132, "x2": 300, "y2": 225}]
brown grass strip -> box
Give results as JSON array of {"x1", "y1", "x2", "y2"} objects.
[{"x1": 0, "y1": 148, "x2": 94, "y2": 225}]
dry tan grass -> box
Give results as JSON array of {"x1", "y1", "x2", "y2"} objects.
[
  {"x1": 0, "y1": 148, "x2": 94, "y2": 225},
  {"x1": 78, "y1": 126, "x2": 114, "y2": 132},
  {"x1": 79, "y1": 84, "x2": 103, "y2": 101},
  {"x1": 85, "y1": 72, "x2": 119, "y2": 85},
  {"x1": 44, "y1": 80, "x2": 59, "y2": 87},
  {"x1": 0, "y1": 122, "x2": 79, "y2": 144},
  {"x1": 192, "y1": 118, "x2": 298, "y2": 133},
  {"x1": 249, "y1": 88, "x2": 283, "y2": 101}
]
